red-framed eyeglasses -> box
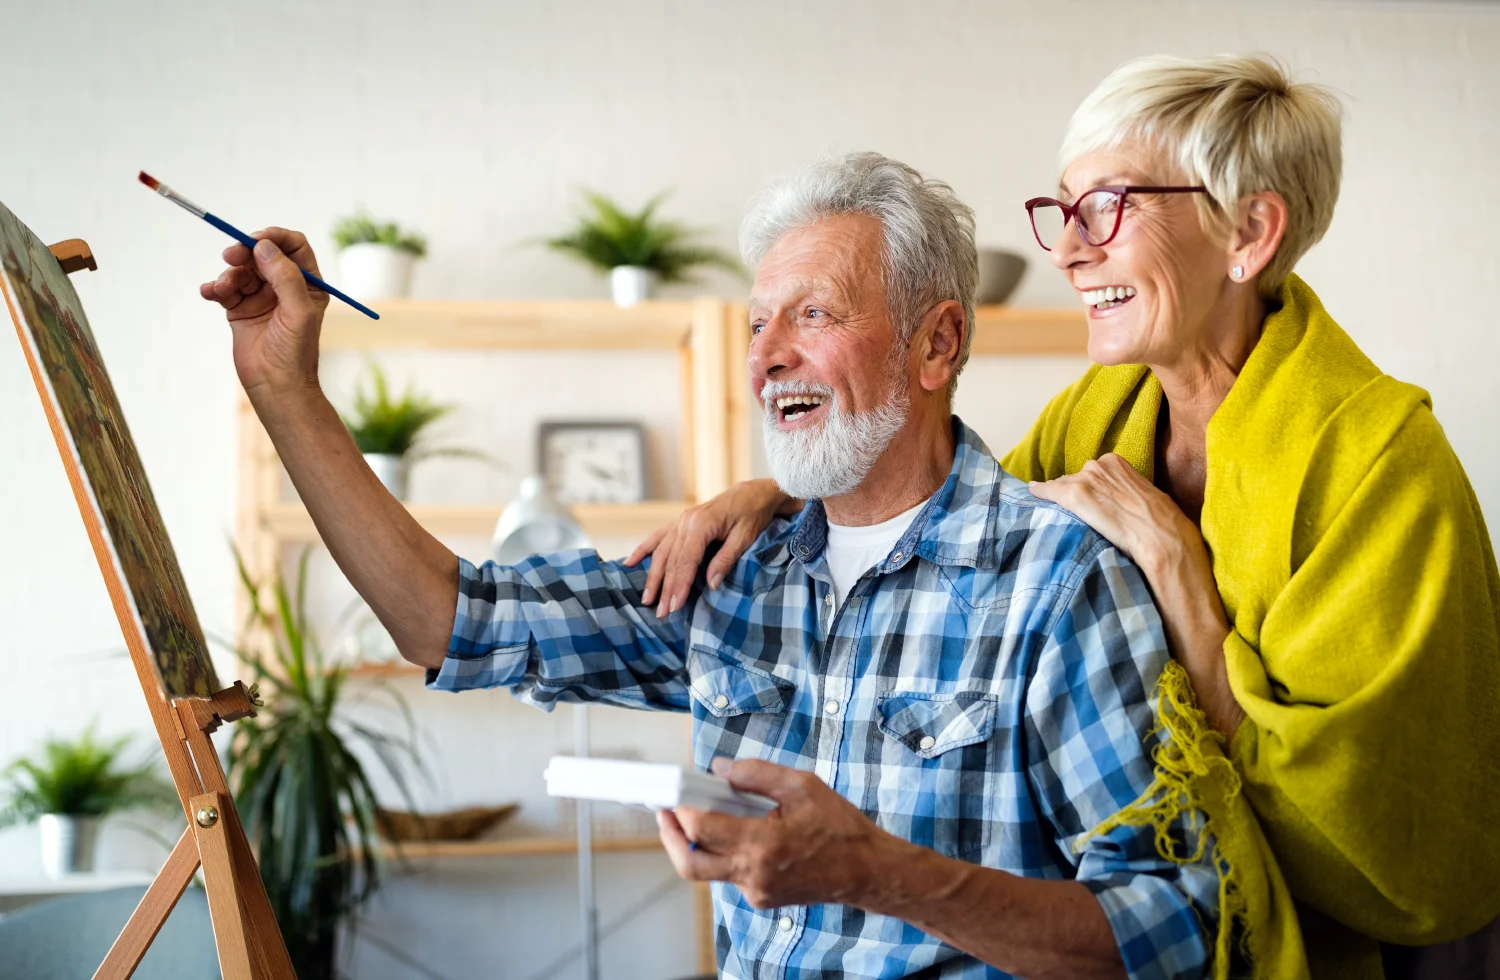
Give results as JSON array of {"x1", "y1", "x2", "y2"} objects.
[{"x1": 1024, "y1": 186, "x2": 1208, "y2": 251}]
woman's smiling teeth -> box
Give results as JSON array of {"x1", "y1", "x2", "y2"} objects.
[
  {"x1": 776, "y1": 394, "x2": 827, "y2": 420},
  {"x1": 1081, "y1": 285, "x2": 1137, "y2": 310}
]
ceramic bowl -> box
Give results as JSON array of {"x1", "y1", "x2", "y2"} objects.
[{"x1": 976, "y1": 249, "x2": 1027, "y2": 304}]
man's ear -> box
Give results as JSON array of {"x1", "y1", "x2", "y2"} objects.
[
  {"x1": 1228, "y1": 190, "x2": 1289, "y2": 284},
  {"x1": 916, "y1": 300, "x2": 965, "y2": 394}
]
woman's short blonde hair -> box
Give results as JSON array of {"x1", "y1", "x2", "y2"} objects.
[{"x1": 1060, "y1": 54, "x2": 1343, "y2": 296}]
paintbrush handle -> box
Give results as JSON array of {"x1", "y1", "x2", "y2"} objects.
[
  {"x1": 300, "y1": 269, "x2": 381, "y2": 321},
  {"x1": 202, "y1": 212, "x2": 259, "y2": 251},
  {"x1": 203, "y1": 211, "x2": 381, "y2": 321}
]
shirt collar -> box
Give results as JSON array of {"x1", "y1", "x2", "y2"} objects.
[{"x1": 754, "y1": 417, "x2": 1001, "y2": 572}]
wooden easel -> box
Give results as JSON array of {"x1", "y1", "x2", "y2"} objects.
[{"x1": 14, "y1": 240, "x2": 297, "y2": 980}]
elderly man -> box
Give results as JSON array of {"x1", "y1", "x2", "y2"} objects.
[{"x1": 203, "y1": 152, "x2": 1217, "y2": 980}]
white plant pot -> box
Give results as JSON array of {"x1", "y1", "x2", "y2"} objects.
[
  {"x1": 365, "y1": 453, "x2": 409, "y2": 501},
  {"x1": 338, "y1": 243, "x2": 417, "y2": 301},
  {"x1": 39, "y1": 814, "x2": 102, "y2": 879},
  {"x1": 609, "y1": 266, "x2": 658, "y2": 308}
]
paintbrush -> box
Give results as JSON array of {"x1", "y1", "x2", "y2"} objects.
[{"x1": 138, "y1": 171, "x2": 379, "y2": 320}]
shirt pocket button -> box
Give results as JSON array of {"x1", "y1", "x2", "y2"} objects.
[
  {"x1": 714, "y1": 694, "x2": 730, "y2": 709},
  {"x1": 919, "y1": 735, "x2": 936, "y2": 750}
]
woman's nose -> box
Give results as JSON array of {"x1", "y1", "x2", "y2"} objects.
[{"x1": 1049, "y1": 220, "x2": 1101, "y2": 270}]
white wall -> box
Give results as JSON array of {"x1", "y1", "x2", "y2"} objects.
[{"x1": 1, "y1": 1, "x2": 1496, "y2": 977}]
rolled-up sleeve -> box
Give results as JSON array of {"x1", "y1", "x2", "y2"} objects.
[
  {"x1": 427, "y1": 552, "x2": 692, "y2": 714},
  {"x1": 1025, "y1": 543, "x2": 1219, "y2": 980}
]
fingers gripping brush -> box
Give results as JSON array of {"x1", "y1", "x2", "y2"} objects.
[{"x1": 138, "y1": 171, "x2": 380, "y2": 320}]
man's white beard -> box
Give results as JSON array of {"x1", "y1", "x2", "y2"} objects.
[{"x1": 761, "y1": 375, "x2": 910, "y2": 500}]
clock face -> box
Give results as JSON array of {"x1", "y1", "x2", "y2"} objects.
[{"x1": 540, "y1": 424, "x2": 646, "y2": 504}]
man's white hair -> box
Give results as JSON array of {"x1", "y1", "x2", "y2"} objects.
[
  {"x1": 739, "y1": 152, "x2": 979, "y2": 386},
  {"x1": 1060, "y1": 54, "x2": 1344, "y2": 297}
]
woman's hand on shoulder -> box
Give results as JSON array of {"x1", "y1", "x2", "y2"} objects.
[
  {"x1": 625, "y1": 479, "x2": 796, "y2": 617},
  {"x1": 1029, "y1": 454, "x2": 1244, "y2": 735},
  {"x1": 1026, "y1": 454, "x2": 1190, "y2": 570}
]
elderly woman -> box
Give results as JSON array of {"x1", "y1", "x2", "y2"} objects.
[{"x1": 628, "y1": 55, "x2": 1500, "y2": 978}]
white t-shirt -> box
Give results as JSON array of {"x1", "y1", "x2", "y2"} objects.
[{"x1": 824, "y1": 499, "x2": 928, "y2": 609}]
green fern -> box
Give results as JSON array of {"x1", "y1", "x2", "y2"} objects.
[
  {"x1": 546, "y1": 189, "x2": 742, "y2": 283},
  {"x1": 0, "y1": 725, "x2": 175, "y2": 825},
  {"x1": 340, "y1": 361, "x2": 453, "y2": 458},
  {"x1": 332, "y1": 213, "x2": 428, "y2": 258}
]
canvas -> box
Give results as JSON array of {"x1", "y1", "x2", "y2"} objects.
[{"x1": 0, "y1": 199, "x2": 220, "y2": 699}]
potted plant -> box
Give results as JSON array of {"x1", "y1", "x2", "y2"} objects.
[
  {"x1": 0, "y1": 725, "x2": 175, "y2": 878},
  {"x1": 332, "y1": 212, "x2": 428, "y2": 301},
  {"x1": 340, "y1": 360, "x2": 479, "y2": 500},
  {"x1": 228, "y1": 547, "x2": 424, "y2": 979},
  {"x1": 545, "y1": 189, "x2": 742, "y2": 307}
]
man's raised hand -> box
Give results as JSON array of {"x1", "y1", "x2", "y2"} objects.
[{"x1": 199, "y1": 227, "x2": 329, "y2": 402}]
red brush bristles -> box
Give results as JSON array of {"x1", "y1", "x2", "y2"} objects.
[{"x1": 137, "y1": 171, "x2": 160, "y2": 190}]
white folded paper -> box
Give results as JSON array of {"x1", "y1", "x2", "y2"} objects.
[{"x1": 544, "y1": 756, "x2": 778, "y2": 819}]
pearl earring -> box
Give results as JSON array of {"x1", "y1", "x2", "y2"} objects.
[{"x1": 1231, "y1": 265, "x2": 1244, "y2": 280}]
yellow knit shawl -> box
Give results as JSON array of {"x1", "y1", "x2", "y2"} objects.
[{"x1": 1001, "y1": 275, "x2": 1500, "y2": 978}]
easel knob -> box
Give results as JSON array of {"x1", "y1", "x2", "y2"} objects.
[{"x1": 196, "y1": 805, "x2": 220, "y2": 828}]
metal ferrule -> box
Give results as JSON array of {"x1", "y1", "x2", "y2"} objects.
[{"x1": 154, "y1": 184, "x2": 206, "y2": 218}]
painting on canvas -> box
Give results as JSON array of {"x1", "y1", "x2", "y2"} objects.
[{"x1": 0, "y1": 199, "x2": 220, "y2": 699}]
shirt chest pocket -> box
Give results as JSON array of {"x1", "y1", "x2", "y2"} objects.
[
  {"x1": 874, "y1": 690, "x2": 999, "y2": 861},
  {"x1": 687, "y1": 646, "x2": 794, "y2": 772}
]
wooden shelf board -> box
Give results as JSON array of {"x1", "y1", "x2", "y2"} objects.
[
  {"x1": 381, "y1": 835, "x2": 663, "y2": 859},
  {"x1": 971, "y1": 306, "x2": 1088, "y2": 356},
  {"x1": 323, "y1": 299, "x2": 1085, "y2": 356},
  {"x1": 323, "y1": 300, "x2": 696, "y2": 351},
  {"x1": 261, "y1": 500, "x2": 686, "y2": 542},
  {"x1": 343, "y1": 661, "x2": 424, "y2": 678}
]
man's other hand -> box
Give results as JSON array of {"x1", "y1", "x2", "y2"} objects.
[{"x1": 657, "y1": 757, "x2": 900, "y2": 909}]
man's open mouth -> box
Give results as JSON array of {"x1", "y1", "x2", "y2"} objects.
[{"x1": 775, "y1": 393, "x2": 828, "y2": 426}]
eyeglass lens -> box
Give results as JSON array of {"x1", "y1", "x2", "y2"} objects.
[{"x1": 1031, "y1": 190, "x2": 1124, "y2": 250}]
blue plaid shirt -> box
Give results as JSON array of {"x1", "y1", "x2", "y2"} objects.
[{"x1": 429, "y1": 420, "x2": 1218, "y2": 980}]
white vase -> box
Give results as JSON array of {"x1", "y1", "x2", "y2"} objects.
[
  {"x1": 364, "y1": 453, "x2": 409, "y2": 500},
  {"x1": 39, "y1": 814, "x2": 102, "y2": 878},
  {"x1": 609, "y1": 266, "x2": 658, "y2": 308},
  {"x1": 338, "y1": 243, "x2": 416, "y2": 301}
]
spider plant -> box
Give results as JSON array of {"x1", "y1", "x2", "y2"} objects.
[
  {"x1": 227, "y1": 546, "x2": 424, "y2": 979},
  {"x1": 545, "y1": 189, "x2": 742, "y2": 282}
]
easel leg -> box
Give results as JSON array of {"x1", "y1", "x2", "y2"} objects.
[
  {"x1": 192, "y1": 791, "x2": 258, "y2": 980},
  {"x1": 182, "y1": 706, "x2": 299, "y2": 979},
  {"x1": 222, "y1": 792, "x2": 300, "y2": 979},
  {"x1": 91, "y1": 827, "x2": 201, "y2": 980}
]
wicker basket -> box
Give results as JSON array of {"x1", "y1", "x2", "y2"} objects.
[{"x1": 374, "y1": 803, "x2": 520, "y2": 842}]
